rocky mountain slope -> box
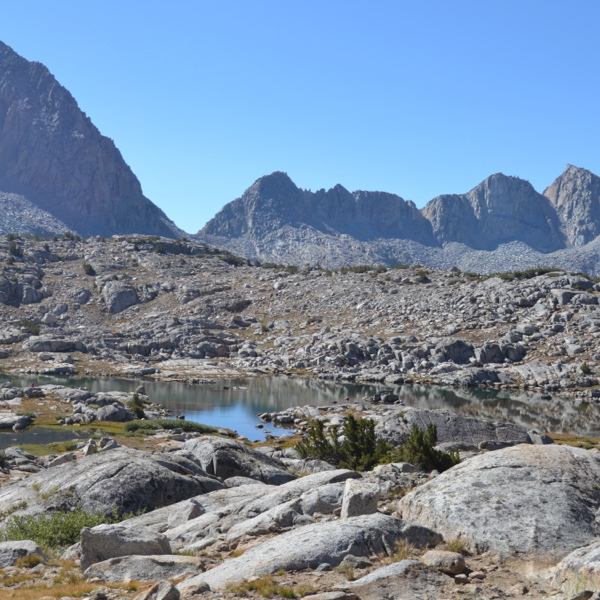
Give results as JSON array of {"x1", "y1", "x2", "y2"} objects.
[
  {"x1": 0, "y1": 235, "x2": 599, "y2": 418},
  {"x1": 0, "y1": 41, "x2": 181, "y2": 238},
  {"x1": 0, "y1": 236, "x2": 598, "y2": 597},
  {"x1": 198, "y1": 165, "x2": 600, "y2": 275}
]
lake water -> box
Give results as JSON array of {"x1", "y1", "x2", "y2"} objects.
[{"x1": 0, "y1": 374, "x2": 598, "y2": 447}]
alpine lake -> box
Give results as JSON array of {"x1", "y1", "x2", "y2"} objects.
[{"x1": 0, "y1": 373, "x2": 598, "y2": 450}]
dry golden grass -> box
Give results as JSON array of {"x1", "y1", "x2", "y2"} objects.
[
  {"x1": 227, "y1": 575, "x2": 314, "y2": 599},
  {"x1": 0, "y1": 559, "x2": 142, "y2": 599},
  {"x1": 381, "y1": 539, "x2": 418, "y2": 565},
  {"x1": 0, "y1": 580, "x2": 142, "y2": 600},
  {"x1": 551, "y1": 432, "x2": 600, "y2": 451}
]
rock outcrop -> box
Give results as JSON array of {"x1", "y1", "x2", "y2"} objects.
[
  {"x1": 0, "y1": 41, "x2": 181, "y2": 238},
  {"x1": 0, "y1": 446, "x2": 224, "y2": 517},
  {"x1": 398, "y1": 444, "x2": 600, "y2": 559},
  {"x1": 177, "y1": 513, "x2": 441, "y2": 591}
]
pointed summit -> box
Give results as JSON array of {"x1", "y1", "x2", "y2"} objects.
[
  {"x1": 0, "y1": 40, "x2": 180, "y2": 237},
  {"x1": 543, "y1": 165, "x2": 600, "y2": 246}
]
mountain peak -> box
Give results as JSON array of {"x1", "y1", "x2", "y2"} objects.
[
  {"x1": 544, "y1": 165, "x2": 600, "y2": 246},
  {"x1": 0, "y1": 40, "x2": 180, "y2": 238},
  {"x1": 251, "y1": 171, "x2": 298, "y2": 196}
]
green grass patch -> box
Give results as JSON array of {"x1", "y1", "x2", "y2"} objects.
[
  {"x1": 125, "y1": 419, "x2": 219, "y2": 434},
  {"x1": 0, "y1": 507, "x2": 140, "y2": 551}
]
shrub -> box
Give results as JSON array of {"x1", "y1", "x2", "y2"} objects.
[
  {"x1": 8, "y1": 241, "x2": 23, "y2": 257},
  {"x1": 15, "y1": 554, "x2": 43, "y2": 568},
  {"x1": 128, "y1": 393, "x2": 146, "y2": 419},
  {"x1": 0, "y1": 507, "x2": 135, "y2": 550},
  {"x1": 61, "y1": 232, "x2": 82, "y2": 242},
  {"x1": 387, "y1": 424, "x2": 460, "y2": 472},
  {"x1": 16, "y1": 319, "x2": 40, "y2": 336},
  {"x1": 218, "y1": 252, "x2": 246, "y2": 266},
  {"x1": 82, "y1": 261, "x2": 96, "y2": 276},
  {"x1": 581, "y1": 362, "x2": 592, "y2": 375},
  {"x1": 296, "y1": 415, "x2": 390, "y2": 471},
  {"x1": 296, "y1": 419, "x2": 459, "y2": 473}
]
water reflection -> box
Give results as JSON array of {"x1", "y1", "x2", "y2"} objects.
[{"x1": 1, "y1": 374, "x2": 598, "y2": 441}]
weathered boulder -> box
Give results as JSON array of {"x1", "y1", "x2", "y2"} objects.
[
  {"x1": 552, "y1": 539, "x2": 600, "y2": 595},
  {"x1": 225, "y1": 482, "x2": 348, "y2": 544},
  {"x1": 167, "y1": 469, "x2": 360, "y2": 550},
  {"x1": 84, "y1": 554, "x2": 201, "y2": 583},
  {"x1": 0, "y1": 540, "x2": 45, "y2": 567},
  {"x1": 177, "y1": 513, "x2": 441, "y2": 591},
  {"x1": 340, "y1": 559, "x2": 449, "y2": 600},
  {"x1": 134, "y1": 580, "x2": 181, "y2": 600},
  {"x1": 421, "y1": 549, "x2": 465, "y2": 575},
  {"x1": 225, "y1": 497, "x2": 314, "y2": 543},
  {"x1": 80, "y1": 524, "x2": 171, "y2": 571},
  {"x1": 375, "y1": 407, "x2": 530, "y2": 447},
  {"x1": 398, "y1": 444, "x2": 600, "y2": 559},
  {"x1": 179, "y1": 436, "x2": 296, "y2": 485},
  {"x1": 102, "y1": 281, "x2": 140, "y2": 314},
  {"x1": 431, "y1": 338, "x2": 474, "y2": 364},
  {"x1": 340, "y1": 478, "x2": 379, "y2": 518},
  {"x1": 96, "y1": 403, "x2": 132, "y2": 422},
  {"x1": 0, "y1": 412, "x2": 30, "y2": 430},
  {"x1": 0, "y1": 446, "x2": 224, "y2": 518},
  {"x1": 24, "y1": 336, "x2": 86, "y2": 352}
]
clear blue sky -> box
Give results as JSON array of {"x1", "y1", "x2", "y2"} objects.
[{"x1": 2, "y1": 1, "x2": 599, "y2": 233}]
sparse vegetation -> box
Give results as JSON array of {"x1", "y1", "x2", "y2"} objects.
[
  {"x1": 0, "y1": 507, "x2": 137, "y2": 551},
  {"x1": 382, "y1": 539, "x2": 417, "y2": 564},
  {"x1": 339, "y1": 264, "x2": 387, "y2": 274},
  {"x1": 444, "y1": 538, "x2": 467, "y2": 553},
  {"x1": 8, "y1": 240, "x2": 23, "y2": 257},
  {"x1": 296, "y1": 417, "x2": 459, "y2": 473},
  {"x1": 296, "y1": 415, "x2": 390, "y2": 471},
  {"x1": 228, "y1": 575, "x2": 312, "y2": 598},
  {"x1": 16, "y1": 319, "x2": 40, "y2": 335},
  {"x1": 82, "y1": 261, "x2": 96, "y2": 276},
  {"x1": 61, "y1": 231, "x2": 82, "y2": 242},
  {"x1": 15, "y1": 554, "x2": 44, "y2": 568},
  {"x1": 581, "y1": 362, "x2": 592, "y2": 375},
  {"x1": 386, "y1": 424, "x2": 460, "y2": 473},
  {"x1": 128, "y1": 392, "x2": 146, "y2": 419},
  {"x1": 125, "y1": 419, "x2": 219, "y2": 434},
  {"x1": 218, "y1": 251, "x2": 247, "y2": 266}
]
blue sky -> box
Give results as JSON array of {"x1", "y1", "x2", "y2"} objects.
[{"x1": 2, "y1": 1, "x2": 599, "y2": 232}]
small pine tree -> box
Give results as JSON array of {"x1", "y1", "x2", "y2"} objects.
[
  {"x1": 128, "y1": 393, "x2": 146, "y2": 419},
  {"x1": 389, "y1": 424, "x2": 460, "y2": 472}
]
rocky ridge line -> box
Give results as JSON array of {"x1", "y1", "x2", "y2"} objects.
[{"x1": 198, "y1": 166, "x2": 600, "y2": 275}]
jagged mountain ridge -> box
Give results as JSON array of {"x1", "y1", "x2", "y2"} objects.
[
  {"x1": 0, "y1": 41, "x2": 181, "y2": 238},
  {"x1": 197, "y1": 165, "x2": 600, "y2": 274}
]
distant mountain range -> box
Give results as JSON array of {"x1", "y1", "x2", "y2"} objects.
[
  {"x1": 196, "y1": 166, "x2": 600, "y2": 275},
  {"x1": 3, "y1": 40, "x2": 600, "y2": 275},
  {"x1": 0, "y1": 41, "x2": 180, "y2": 238}
]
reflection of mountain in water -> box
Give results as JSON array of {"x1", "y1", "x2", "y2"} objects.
[{"x1": 2, "y1": 375, "x2": 597, "y2": 437}]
